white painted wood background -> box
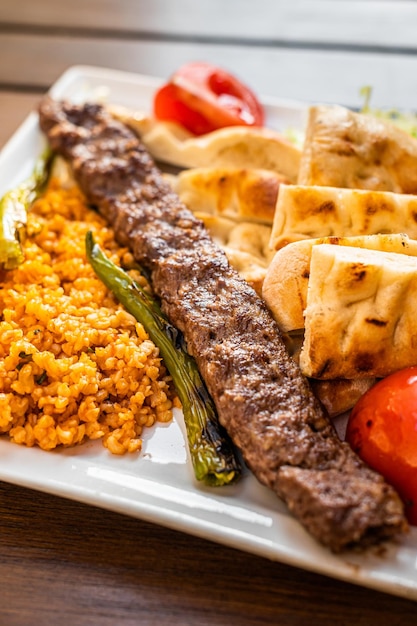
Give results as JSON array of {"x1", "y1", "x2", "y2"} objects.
[{"x1": 0, "y1": 0, "x2": 416, "y2": 146}]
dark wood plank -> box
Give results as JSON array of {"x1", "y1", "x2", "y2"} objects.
[{"x1": 1, "y1": 480, "x2": 416, "y2": 626}]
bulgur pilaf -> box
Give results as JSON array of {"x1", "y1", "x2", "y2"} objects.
[{"x1": 0, "y1": 178, "x2": 178, "y2": 454}]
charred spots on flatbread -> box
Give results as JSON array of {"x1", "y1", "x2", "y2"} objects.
[
  {"x1": 317, "y1": 200, "x2": 336, "y2": 215},
  {"x1": 345, "y1": 262, "x2": 368, "y2": 285},
  {"x1": 363, "y1": 197, "x2": 395, "y2": 216},
  {"x1": 293, "y1": 187, "x2": 337, "y2": 218},
  {"x1": 365, "y1": 317, "x2": 388, "y2": 327},
  {"x1": 354, "y1": 351, "x2": 381, "y2": 374}
]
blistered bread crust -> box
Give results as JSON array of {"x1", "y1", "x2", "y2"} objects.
[
  {"x1": 110, "y1": 105, "x2": 301, "y2": 181},
  {"x1": 300, "y1": 244, "x2": 417, "y2": 379},
  {"x1": 269, "y1": 184, "x2": 417, "y2": 251},
  {"x1": 298, "y1": 104, "x2": 417, "y2": 193},
  {"x1": 263, "y1": 233, "x2": 417, "y2": 332},
  {"x1": 171, "y1": 167, "x2": 287, "y2": 224}
]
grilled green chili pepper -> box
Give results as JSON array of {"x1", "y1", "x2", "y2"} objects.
[
  {"x1": 85, "y1": 231, "x2": 241, "y2": 486},
  {"x1": 0, "y1": 147, "x2": 53, "y2": 269}
]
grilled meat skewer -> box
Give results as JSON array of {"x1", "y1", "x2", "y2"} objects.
[{"x1": 38, "y1": 97, "x2": 407, "y2": 552}]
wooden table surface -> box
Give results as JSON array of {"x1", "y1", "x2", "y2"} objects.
[{"x1": 2, "y1": 2, "x2": 417, "y2": 624}]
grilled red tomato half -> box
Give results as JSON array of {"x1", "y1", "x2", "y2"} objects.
[
  {"x1": 346, "y1": 366, "x2": 417, "y2": 525},
  {"x1": 153, "y1": 61, "x2": 264, "y2": 135}
]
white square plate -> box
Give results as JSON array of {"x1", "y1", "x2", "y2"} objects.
[{"x1": 1, "y1": 65, "x2": 417, "y2": 601}]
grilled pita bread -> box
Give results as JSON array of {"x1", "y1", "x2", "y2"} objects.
[
  {"x1": 310, "y1": 377, "x2": 377, "y2": 417},
  {"x1": 300, "y1": 244, "x2": 417, "y2": 379},
  {"x1": 298, "y1": 104, "x2": 417, "y2": 193},
  {"x1": 262, "y1": 233, "x2": 417, "y2": 332},
  {"x1": 170, "y1": 167, "x2": 287, "y2": 224},
  {"x1": 269, "y1": 183, "x2": 417, "y2": 250},
  {"x1": 110, "y1": 105, "x2": 301, "y2": 181}
]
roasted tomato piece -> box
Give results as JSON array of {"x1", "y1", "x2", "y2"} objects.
[
  {"x1": 346, "y1": 367, "x2": 417, "y2": 524},
  {"x1": 153, "y1": 61, "x2": 264, "y2": 135}
]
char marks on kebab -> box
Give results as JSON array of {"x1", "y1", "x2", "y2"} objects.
[{"x1": 38, "y1": 97, "x2": 407, "y2": 552}]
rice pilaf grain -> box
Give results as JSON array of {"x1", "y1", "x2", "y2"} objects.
[{"x1": 0, "y1": 178, "x2": 178, "y2": 454}]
